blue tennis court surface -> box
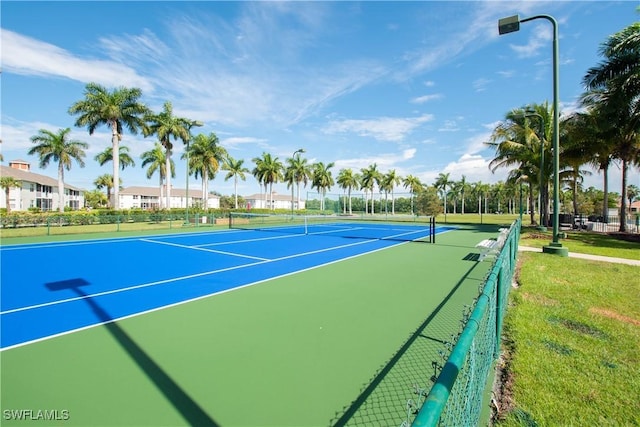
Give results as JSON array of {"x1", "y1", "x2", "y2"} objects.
[{"x1": 1, "y1": 224, "x2": 453, "y2": 350}]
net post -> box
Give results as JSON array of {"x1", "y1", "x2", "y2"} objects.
[
  {"x1": 228, "y1": 213, "x2": 233, "y2": 229},
  {"x1": 431, "y1": 216, "x2": 436, "y2": 244}
]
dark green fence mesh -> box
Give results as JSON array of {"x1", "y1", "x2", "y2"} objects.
[{"x1": 410, "y1": 219, "x2": 520, "y2": 426}]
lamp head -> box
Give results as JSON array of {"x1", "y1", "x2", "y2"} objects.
[{"x1": 498, "y1": 15, "x2": 520, "y2": 35}]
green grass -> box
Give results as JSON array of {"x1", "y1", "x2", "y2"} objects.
[
  {"x1": 519, "y1": 226, "x2": 640, "y2": 260},
  {"x1": 497, "y1": 249, "x2": 640, "y2": 426}
]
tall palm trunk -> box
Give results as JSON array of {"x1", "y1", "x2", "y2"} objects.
[
  {"x1": 202, "y1": 169, "x2": 209, "y2": 209},
  {"x1": 165, "y1": 149, "x2": 172, "y2": 209},
  {"x1": 111, "y1": 123, "x2": 120, "y2": 209},
  {"x1": 620, "y1": 160, "x2": 629, "y2": 232},
  {"x1": 234, "y1": 176, "x2": 239, "y2": 209},
  {"x1": 57, "y1": 162, "x2": 65, "y2": 212},
  {"x1": 391, "y1": 188, "x2": 396, "y2": 215},
  {"x1": 158, "y1": 174, "x2": 164, "y2": 209}
]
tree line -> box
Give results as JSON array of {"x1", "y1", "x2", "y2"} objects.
[{"x1": 1, "y1": 18, "x2": 638, "y2": 230}]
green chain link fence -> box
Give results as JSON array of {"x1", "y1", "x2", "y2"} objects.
[{"x1": 409, "y1": 219, "x2": 520, "y2": 426}]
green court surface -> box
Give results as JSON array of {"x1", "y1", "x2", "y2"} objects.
[{"x1": 1, "y1": 225, "x2": 504, "y2": 426}]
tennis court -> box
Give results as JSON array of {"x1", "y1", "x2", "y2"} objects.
[{"x1": 1, "y1": 216, "x2": 505, "y2": 426}]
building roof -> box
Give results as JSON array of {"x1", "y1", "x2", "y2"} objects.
[
  {"x1": 0, "y1": 165, "x2": 83, "y2": 191},
  {"x1": 120, "y1": 186, "x2": 219, "y2": 199}
]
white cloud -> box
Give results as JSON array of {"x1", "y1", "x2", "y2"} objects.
[
  {"x1": 1, "y1": 29, "x2": 153, "y2": 91},
  {"x1": 410, "y1": 94, "x2": 443, "y2": 104},
  {"x1": 324, "y1": 114, "x2": 434, "y2": 142},
  {"x1": 508, "y1": 23, "x2": 552, "y2": 59},
  {"x1": 473, "y1": 78, "x2": 492, "y2": 93}
]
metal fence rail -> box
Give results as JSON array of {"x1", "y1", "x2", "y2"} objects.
[{"x1": 410, "y1": 219, "x2": 520, "y2": 426}]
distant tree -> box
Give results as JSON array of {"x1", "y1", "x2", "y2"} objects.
[
  {"x1": 144, "y1": 101, "x2": 199, "y2": 209},
  {"x1": 0, "y1": 176, "x2": 21, "y2": 213},
  {"x1": 311, "y1": 162, "x2": 335, "y2": 211},
  {"x1": 285, "y1": 152, "x2": 311, "y2": 212},
  {"x1": 434, "y1": 172, "x2": 452, "y2": 216},
  {"x1": 628, "y1": 184, "x2": 639, "y2": 213},
  {"x1": 95, "y1": 145, "x2": 136, "y2": 171},
  {"x1": 28, "y1": 128, "x2": 88, "y2": 212},
  {"x1": 414, "y1": 186, "x2": 442, "y2": 217},
  {"x1": 252, "y1": 153, "x2": 283, "y2": 210},
  {"x1": 84, "y1": 189, "x2": 108, "y2": 208},
  {"x1": 185, "y1": 132, "x2": 227, "y2": 210},
  {"x1": 360, "y1": 163, "x2": 381, "y2": 214},
  {"x1": 337, "y1": 168, "x2": 360, "y2": 215},
  {"x1": 141, "y1": 142, "x2": 175, "y2": 209},
  {"x1": 402, "y1": 174, "x2": 422, "y2": 215},
  {"x1": 94, "y1": 174, "x2": 121, "y2": 206},
  {"x1": 223, "y1": 156, "x2": 250, "y2": 209}
]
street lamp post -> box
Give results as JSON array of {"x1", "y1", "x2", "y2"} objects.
[
  {"x1": 291, "y1": 148, "x2": 305, "y2": 216},
  {"x1": 499, "y1": 14, "x2": 568, "y2": 256}
]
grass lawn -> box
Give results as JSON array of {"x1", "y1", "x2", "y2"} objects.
[
  {"x1": 496, "y1": 246, "x2": 640, "y2": 425},
  {"x1": 519, "y1": 226, "x2": 640, "y2": 260}
]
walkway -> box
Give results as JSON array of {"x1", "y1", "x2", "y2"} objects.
[{"x1": 518, "y1": 245, "x2": 640, "y2": 266}]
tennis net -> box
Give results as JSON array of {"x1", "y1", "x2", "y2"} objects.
[{"x1": 228, "y1": 213, "x2": 435, "y2": 243}]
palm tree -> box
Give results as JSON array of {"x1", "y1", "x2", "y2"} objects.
[
  {"x1": 486, "y1": 106, "x2": 553, "y2": 225},
  {"x1": 185, "y1": 132, "x2": 227, "y2": 210},
  {"x1": 456, "y1": 175, "x2": 470, "y2": 214},
  {"x1": 628, "y1": 184, "x2": 639, "y2": 214},
  {"x1": 84, "y1": 189, "x2": 108, "y2": 208},
  {"x1": 95, "y1": 145, "x2": 136, "y2": 170},
  {"x1": 141, "y1": 142, "x2": 175, "y2": 209},
  {"x1": 311, "y1": 162, "x2": 335, "y2": 211},
  {"x1": 582, "y1": 21, "x2": 640, "y2": 231},
  {"x1": 0, "y1": 176, "x2": 21, "y2": 213},
  {"x1": 360, "y1": 163, "x2": 381, "y2": 214},
  {"x1": 28, "y1": 128, "x2": 88, "y2": 212},
  {"x1": 252, "y1": 153, "x2": 283, "y2": 210},
  {"x1": 434, "y1": 172, "x2": 452, "y2": 217},
  {"x1": 223, "y1": 156, "x2": 249, "y2": 209},
  {"x1": 94, "y1": 174, "x2": 120, "y2": 205},
  {"x1": 382, "y1": 169, "x2": 402, "y2": 215},
  {"x1": 94, "y1": 145, "x2": 135, "y2": 207},
  {"x1": 562, "y1": 109, "x2": 615, "y2": 221},
  {"x1": 285, "y1": 153, "x2": 311, "y2": 212},
  {"x1": 337, "y1": 168, "x2": 360, "y2": 215},
  {"x1": 472, "y1": 181, "x2": 491, "y2": 215},
  {"x1": 144, "y1": 101, "x2": 196, "y2": 209},
  {"x1": 69, "y1": 83, "x2": 149, "y2": 208},
  {"x1": 402, "y1": 175, "x2": 422, "y2": 215}
]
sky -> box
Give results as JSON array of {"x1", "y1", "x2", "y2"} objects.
[{"x1": 2, "y1": 0, "x2": 639, "y2": 200}]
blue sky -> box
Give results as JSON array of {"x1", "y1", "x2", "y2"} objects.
[{"x1": 2, "y1": 1, "x2": 639, "y2": 199}]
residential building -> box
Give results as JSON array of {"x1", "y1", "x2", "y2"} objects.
[
  {"x1": 119, "y1": 186, "x2": 220, "y2": 210},
  {"x1": 244, "y1": 192, "x2": 305, "y2": 210},
  {"x1": 0, "y1": 161, "x2": 85, "y2": 211}
]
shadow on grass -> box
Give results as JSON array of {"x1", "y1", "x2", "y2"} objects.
[{"x1": 44, "y1": 278, "x2": 219, "y2": 427}]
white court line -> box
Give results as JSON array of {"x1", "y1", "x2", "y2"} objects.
[
  {"x1": 194, "y1": 232, "x2": 305, "y2": 248},
  {"x1": 0, "y1": 235, "x2": 420, "y2": 352},
  {"x1": 0, "y1": 235, "x2": 392, "y2": 316},
  {"x1": 0, "y1": 228, "x2": 251, "y2": 251},
  {"x1": 140, "y1": 238, "x2": 269, "y2": 261}
]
